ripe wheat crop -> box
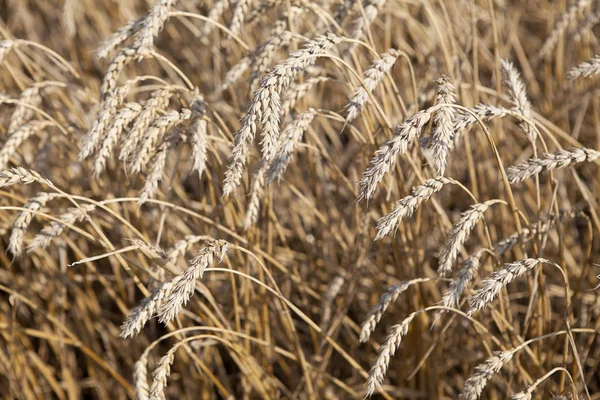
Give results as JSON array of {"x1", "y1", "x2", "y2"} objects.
[{"x1": 1, "y1": 1, "x2": 600, "y2": 399}]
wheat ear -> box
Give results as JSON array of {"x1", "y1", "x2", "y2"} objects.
[
  {"x1": 375, "y1": 176, "x2": 455, "y2": 240},
  {"x1": 0, "y1": 121, "x2": 52, "y2": 170},
  {"x1": 157, "y1": 240, "x2": 229, "y2": 324},
  {"x1": 468, "y1": 258, "x2": 551, "y2": 315},
  {"x1": 133, "y1": 353, "x2": 150, "y2": 400},
  {"x1": 96, "y1": 17, "x2": 145, "y2": 59},
  {"x1": 345, "y1": 49, "x2": 400, "y2": 123},
  {"x1": 366, "y1": 310, "x2": 419, "y2": 397},
  {"x1": 201, "y1": 0, "x2": 229, "y2": 37},
  {"x1": 243, "y1": 161, "x2": 268, "y2": 230},
  {"x1": 360, "y1": 278, "x2": 435, "y2": 343},
  {"x1": 567, "y1": 55, "x2": 600, "y2": 79},
  {"x1": 421, "y1": 76, "x2": 457, "y2": 175},
  {"x1": 8, "y1": 192, "x2": 59, "y2": 259},
  {"x1": 459, "y1": 350, "x2": 514, "y2": 400},
  {"x1": 507, "y1": 147, "x2": 600, "y2": 183},
  {"x1": 267, "y1": 108, "x2": 317, "y2": 183},
  {"x1": 189, "y1": 96, "x2": 208, "y2": 179},
  {"x1": 28, "y1": 204, "x2": 96, "y2": 251},
  {"x1": 134, "y1": 0, "x2": 179, "y2": 53},
  {"x1": 500, "y1": 59, "x2": 535, "y2": 143},
  {"x1": 0, "y1": 167, "x2": 54, "y2": 188},
  {"x1": 438, "y1": 200, "x2": 502, "y2": 275},
  {"x1": 358, "y1": 109, "x2": 433, "y2": 202}
]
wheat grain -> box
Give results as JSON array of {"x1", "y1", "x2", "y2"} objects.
[
  {"x1": 360, "y1": 278, "x2": 434, "y2": 343},
  {"x1": 345, "y1": 49, "x2": 400, "y2": 123},
  {"x1": 375, "y1": 176, "x2": 454, "y2": 239},
  {"x1": 507, "y1": 147, "x2": 600, "y2": 183},
  {"x1": 467, "y1": 258, "x2": 550, "y2": 315},
  {"x1": 357, "y1": 109, "x2": 433, "y2": 203}
]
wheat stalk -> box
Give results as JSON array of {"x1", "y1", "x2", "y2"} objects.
[
  {"x1": 360, "y1": 278, "x2": 435, "y2": 343},
  {"x1": 357, "y1": 109, "x2": 433, "y2": 203},
  {"x1": 375, "y1": 176, "x2": 455, "y2": 240},
  {"x1": 507, "y1": 147, "x2": 600, "y2": 183},
  {"x1": 467, "y1": 258, "x2": 551, "y2": 315}
]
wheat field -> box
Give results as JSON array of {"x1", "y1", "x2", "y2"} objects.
[{"x1": 1, "y1": 0, "x2": 600, "y2": 399}]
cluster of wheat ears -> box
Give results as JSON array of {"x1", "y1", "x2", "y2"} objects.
[{"x1": 1, "y1": 0, "x2": 600, "y2": 399}]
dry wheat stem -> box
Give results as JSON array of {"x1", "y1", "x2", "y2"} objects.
[
  {"x1": 507, "y1": 147, "x2": 600, "y2": 183},
  {"x1": 375, "y1": 176, "x2": 455, "y2": 239},
  {"x1": 360, "y1": 278, "x2": 436, "y2": 343},
  {"x1": 357, "y1": 109, "x2": 433, "y2": 203},
  {"x1": 467, "y1": 258, "x2": 551, "y2": 315}
]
